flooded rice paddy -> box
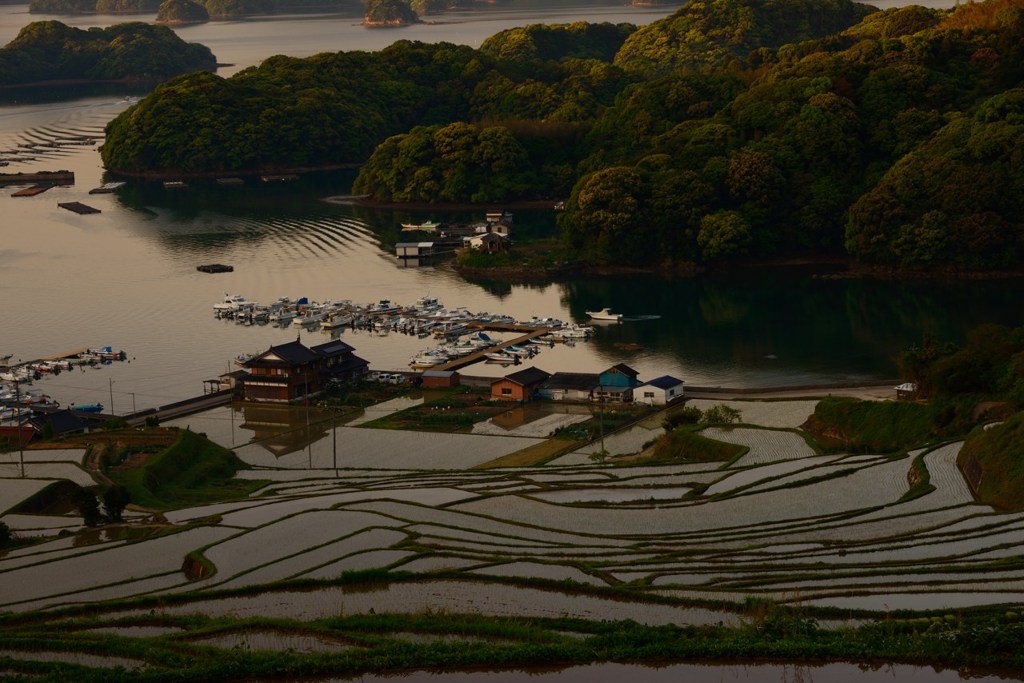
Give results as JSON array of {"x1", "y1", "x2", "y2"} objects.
[{"x1": 3, "y1": 398, "x2": 1023, "y2": 619}]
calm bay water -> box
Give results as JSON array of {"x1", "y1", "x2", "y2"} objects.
[{"x1": 1, "y1": 0, "x2": 1015, "y2": 415}]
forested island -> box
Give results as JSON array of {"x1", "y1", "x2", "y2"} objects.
[
  {"x1": 100, "y1": 0, "x2": 1024, "y2": 272},
  {"x1": 0, "y1": 21, "x2": 216, "y2": 85}
]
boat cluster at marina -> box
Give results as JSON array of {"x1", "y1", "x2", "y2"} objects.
[
  {"x1": 211, "y1": 293, "x2": 598, "y2": 371},
  {"x1": 0, "y1": 347, "x2": 128, "y2": 423}
]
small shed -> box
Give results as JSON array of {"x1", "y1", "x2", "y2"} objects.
[
  {"x1": 541, "y1": 372, "x2": 599, "y2": 402},
  {"x1": 491, "y1": 367, "x2": 551, "y2": 402},
  {"x1": 636, "y1": 375, "x2": 685, "y2": 405},
  {"x1": 422, "y1": 369, "x2": 460, "y2": 388},
  {"x1": 396, "y1": 242, "x2": 435, "y2": 258}
]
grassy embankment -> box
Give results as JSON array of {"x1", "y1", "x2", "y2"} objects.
[
  {"x1": 107, "y1": 428, "x2": 265, "y2": 510},
  {"x1": 1, "y1": 587, "x2": 1023, "y2": 681},
  {"x1": 957, "y1": 411, "x2": 1024, "y2": 511}
]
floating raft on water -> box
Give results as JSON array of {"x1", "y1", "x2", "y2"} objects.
[
  {"x1": 0, "y1": 170, "x2": 74, "y2": 186},
  {"x1": 197, "y1": 263, "x2": 234, "y2": 273},
  {"x1": 58, "y1": 202, "x2": 101, "y2": 215},
  {"x1": 12, "y1": 184, "x2": 52, "y2": 197},
  {"x1": 216, "y1": 177, "x2": 244, "y2": 186},
  {"x1": 163, "y1": 181, "x2": 188, "y2": 189},
  {"x1": 261, "y1": 174, "x2": 298, "y2": 182},
  {"x1": 89, "y1": 181, "x2": 125, "y2": 194}
]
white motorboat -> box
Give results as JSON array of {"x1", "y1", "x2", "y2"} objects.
[
  {"x1": 213, "y1": 293, "x2": 251, "y2": 314},
  {"x1": 586, "y1": 307, "x2": 622, "y2": 322}
]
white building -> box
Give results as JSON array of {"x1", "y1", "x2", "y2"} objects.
[{"x1": 635, "y1": 375, "x2": 685, "y2": 405}]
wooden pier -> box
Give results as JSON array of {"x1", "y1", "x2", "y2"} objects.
[{"x1": 435, "y1": 327, "x2": 548, "y2": 372}]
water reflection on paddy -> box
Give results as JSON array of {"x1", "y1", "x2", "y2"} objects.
[{"x1": 343, "y1": 661, "x2": 1024, "y2": 682}]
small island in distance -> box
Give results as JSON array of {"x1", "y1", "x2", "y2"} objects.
[{"x1": 0, "y1": 21, "x2": 216, "y2": 86}]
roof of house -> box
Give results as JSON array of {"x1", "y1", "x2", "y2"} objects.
[
  {"x1": 247, "y1": 340, "x2": 320, "y2": 366},
  {"x1": 544, "y1": 372, "x2": 600, "y2": 391},
  {"x1": 496, "y1": 367, "x2": 551, "y2": 387},
  {"x1": 29, "y1": 409, "x2": 87, "y2": 435},
  {"x1": 423, "y1": 370, "x2": 458, "y2": 378},
  {"x1": 603, "y1": 363, "x2": 639, "y2": 377},
  {"x1": 311, "y1": 339, "x2": 355, "y2": 357},
  {"x1": 644, "y1": 375, "x2": 685, "y2": 390},
  {"x1": 326, "y1": 355, "x2": 369, "y2": 375}
]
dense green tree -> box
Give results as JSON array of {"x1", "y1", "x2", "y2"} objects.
[
  {"x1": 102, "y1": 485, "x2": 132, "y2": 522},
  {"x1": 698, "y1": 210, "x2": 752, "y2": 261},
  {"x1": 480, "y1": 22, "x2": 635, "y2": 64},
  {"x1": 614, "y1": 0, "x2": 874, "y2": 75}
]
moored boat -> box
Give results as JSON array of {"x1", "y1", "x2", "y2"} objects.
[{"x1": 586, "y1": 307, "x2": 622, "y2": 322}]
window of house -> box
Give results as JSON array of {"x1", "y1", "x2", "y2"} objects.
[{"x1": 501, "y1": 388, "x2": 512, "y2": 395}]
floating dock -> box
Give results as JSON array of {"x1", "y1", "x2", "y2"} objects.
[
  {"x1": 88, "y1": 181, "x2": 125, "y2": 194},
  {"x1": 261, "y1": 174, "x2": 298, "y2": 182},
  {"x1": 12, "y1": 185, "x2": 52, "y2": 197},
  {"x1": 163, "y1": 181, "x2": 188, "y2": 189},
  {"x1": 58, "y1": 202, "x2": 101, "y2": 215},
  {"x1": 197, "y1": 264, "x2": 234, "y2": 273},
  {"x1": 216, "y1": 177, "x2": 244, "y2": 186},
  {"x1": 0, "y1": 170, "x2": 74, "y2": 186}
]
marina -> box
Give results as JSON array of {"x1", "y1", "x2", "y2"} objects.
[{"x1": 207, "y1": 292, "x2": 594, "y2": 373}]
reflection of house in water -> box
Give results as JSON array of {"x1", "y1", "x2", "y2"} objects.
[{"x1": 236, "y1": 403, "x2": 332, "y2": 457}]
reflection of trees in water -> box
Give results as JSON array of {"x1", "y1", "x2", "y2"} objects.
[{"x1": 559, "y1": 271, "x2": 1024, "y2": 378}]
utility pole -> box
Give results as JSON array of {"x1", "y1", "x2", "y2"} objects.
[
  {"x1": 130, "y1": 392, "x2": 136, "y2": 416},
  {"x1": 108, "y1": 378, "x2": 115, "y2": 416},
  {"x1": 14, "y1": 379, "x2": 25, "y2": 478}
]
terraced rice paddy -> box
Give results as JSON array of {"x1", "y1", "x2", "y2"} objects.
[{"x1": 1, "y1": 397, "x2": 1023, "y2": 679}]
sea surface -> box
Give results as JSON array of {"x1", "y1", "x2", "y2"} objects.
[{"x1": 2, "y1": 0, "x2": 1017, "y2": 415}]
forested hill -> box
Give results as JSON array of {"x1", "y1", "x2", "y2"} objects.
[
  {"x1": 0, "y1": 21, "x2": 216, "y2": 85},
  {"x1": 100, "y1": 0, "x2": 1024, "y2": 271}
]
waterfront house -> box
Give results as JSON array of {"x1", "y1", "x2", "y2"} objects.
[
  {"x1": 595, "y1": 363, "x2": 640, "y2": 403},
  {"x1": 466, "y1": 232, "x2": 509, "y2": 254},
  {"x1": 311, "y1": 340, "x2": 369, "y2": 384},
  {"x1": 242, "y1": 340, "x2": 323, "y2": 402},
  {"x1": 635, "y1": 375, "x2": 685, "y2": 405},
  {"x1": 242, "y1": 339, "x2": 369, "y2": 402},
  {"x1": 541, "y1": 372, "x2": 599, "y2": 402},
  {"x1": 490, "y1": 367, "x2": 551, "y2": 402}
]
